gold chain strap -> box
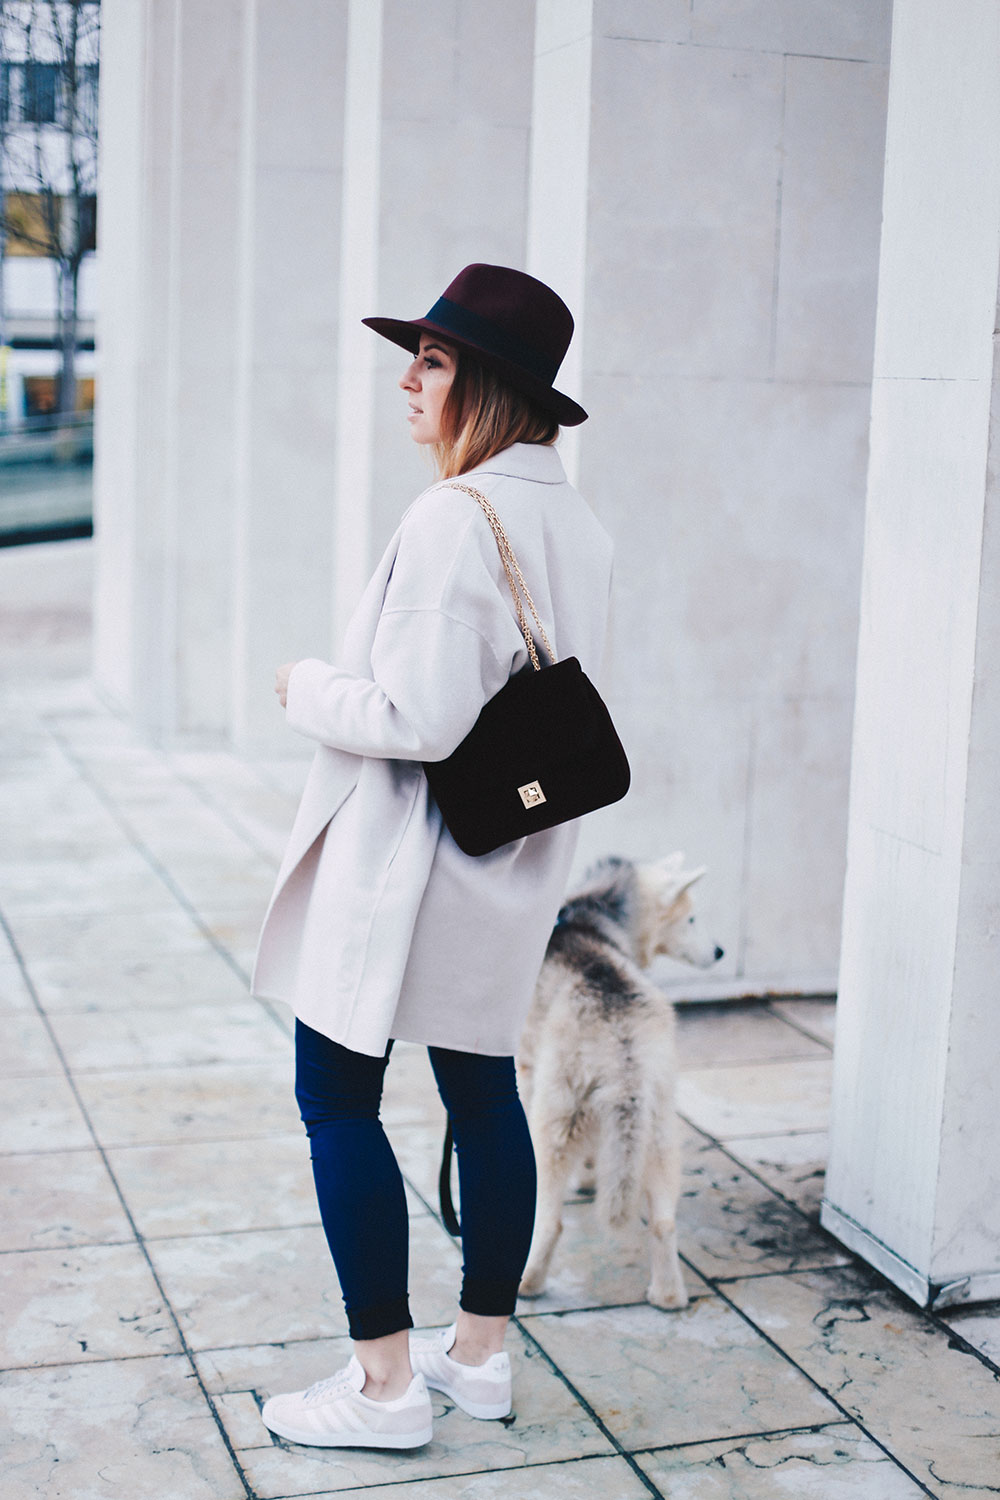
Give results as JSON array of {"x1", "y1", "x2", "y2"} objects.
[{"x1": 445, "y1": 483, "x2": 557, "y2": 672}]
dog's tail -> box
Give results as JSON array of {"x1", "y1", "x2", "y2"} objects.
[{"x1": 594, "y1": 1073, "x2": 647, "y2": 1230}]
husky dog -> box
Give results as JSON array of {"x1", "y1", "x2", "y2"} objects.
[{"x1": 517, "y1": 854, "x2": 723, "y2": 1310}]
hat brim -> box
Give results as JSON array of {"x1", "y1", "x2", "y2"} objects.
[{"x1": 362, "y1": 315, "x2": 588, "y2": 427}]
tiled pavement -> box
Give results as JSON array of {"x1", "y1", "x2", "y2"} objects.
[{"x1": 2, "y1": 539, "x2": 1000, "y2": 1500}]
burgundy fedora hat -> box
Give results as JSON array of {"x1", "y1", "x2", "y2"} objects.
[{"x1": 362, "y1": 263, "x2": 587, "y2": 427}]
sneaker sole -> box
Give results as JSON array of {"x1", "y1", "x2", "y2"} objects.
[
  {"x1": 422, "y1": 1377, "x2": 511, "y2": 1420},
  {"x1": 263, "y1": 1415, "x2": 433, "y2": 1449}
]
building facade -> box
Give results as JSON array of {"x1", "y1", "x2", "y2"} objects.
[{"x1": 0, "y1": 0, "x2": 99, "y2": 427}]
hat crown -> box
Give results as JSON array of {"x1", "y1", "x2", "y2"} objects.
[{"x1": 438, "y1": 264, "x2": 574, "y2": 374}]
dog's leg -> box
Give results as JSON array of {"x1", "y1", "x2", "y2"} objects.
[
  {"x1": 644, "y1": 1132, "x2": 688, "y2": 1310},
  {"x1": 519, "y1": 1124, "x2": 577, "y2": 1298}
]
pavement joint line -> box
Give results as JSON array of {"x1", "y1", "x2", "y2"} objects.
[
  {"x1": 629, "y1": 1416, "x2": 867, "y2": 1455},
  {"x1": 679, "y1": 1052, "x2": 833, "y2": 1071},
  {"x1": 38, "y1": 704, "x2": 294, "y2": 868},
  {"x1": 0, "y1": 1143, "x2": 118, "y2": 1158},
  {"x1": 923, "y1": 1309, "x2": 1000, "y2": 1382},
  {"x1": 514, "y1": 1292, "x2": 718, "y2": 1322},
  {"x1": 44, "y1": 722, "x2": 295, "y2": 1044},
  {"x1": 677, "y1": 1052, "x2": 830, "y2": 1070},
  {"x1": 710, "y1": 1126, "x2": 835, "y2": 1139},
  {"x1": 42, "y1": 1056, "x2": 295, "y2": 1073},
  {"x1": 270, "y1": 1449, "x2": 629, "y2": 1497},
  {"x1": 0, "y1": 1347, "x2": 225, "y2": 1374},
  {"x1": 100, "y1": 1128, "x2": 308, "y2": 1149},
  {"x1": 0, "y1": 902, "x2": 257, "y2": 1500},
  {"x1": 148, "y1": 759, "x2": 285, "y2": 870},
  {"x1": 0, "y1": 1220, "x2": 364, "y2": 1253},
  {"x1": 706, "y1": 1264, "x2": 849, "y2": 1284},
  {"x1": 0, "y1": 1239, "x2": 137, "y2": 1257},
  {"x1": 709, "y1": 1137, "x2": 838, "y2": 1226},
  {"x1": 229, "y1": 748, "x2": 310, "y2": 800},
  {"x1": 0, "y1": 1135, "x2": 298, "y2": 1154},
  {"x1": 512, "y1": 1317, "x2": 666, "y2": 1500},
  {"x1": 677, "y1": 1111, "x2": 831, "y2": 1142},
  {"x1": 126, "y1": 1221, "x2": 331, "y2": 1245},
  {"x1": 760, "y1": 1000, "x2": 835, "y2": 1051},
  {"x1": 29, "y1": 1056, "x2": 294, "y2": 1077},
  {"x1": 682, "y1": 1253, "x2": 941, "y2": 1499}
]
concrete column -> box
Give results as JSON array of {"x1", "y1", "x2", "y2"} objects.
[
  {"x1": 528, "y1": 1, "x2": 891, "y2": 996},
  {"x1": 95, "y1": 0, "x2": 349, "y2": 745},
  {"x1": 231, "y1": 0, "x2": 349, "y2": 745},
  {"x1": 330, "y1": 0, "x2": 383, "y2": 644},
  {"x1": 94, "y1": 0, "x2": 246, "y2": 739},
  {"x1": 340, "y1": 0, "x2": 537, "y2": 634},
  {"x1": 823, "y1": 0, "x2": 1000, "y2": 1308}
]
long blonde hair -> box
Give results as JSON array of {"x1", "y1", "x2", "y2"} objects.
[{"x1": 433, "y1": 350, "x2": 559, "y2": 479}]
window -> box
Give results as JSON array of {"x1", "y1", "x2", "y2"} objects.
[
  {"x1": 22, "y1": 63, "x2": 59, "y2": 125},
  {"x1": 3, "y1": 192, "x2": 57, "y2": 257},
  {"x1": 0, "y1": 61, "x2": 99, "y2": 131},
  {"x1": 2, "y1": 193, "x2": 97, "y2": 257},
  {"x1": 23, "y1": 376, "x2": 96, "y2": 418}
]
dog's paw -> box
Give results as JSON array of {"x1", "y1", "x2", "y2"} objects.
[
  {"x1": 518, "y1": 1268, "x2": 548, "y2": 1299},
  {"x1": 647, "y1": 1282, "x2": 689, "y2": 1311}
]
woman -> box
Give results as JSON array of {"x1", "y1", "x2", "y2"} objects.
[{"x1": 254, "y1": 264, "x2": 614, "y2": 1449}]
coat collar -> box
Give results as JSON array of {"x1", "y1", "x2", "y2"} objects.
[
  {"x1": 463, "y1": 441, "x2": 568, "y2": 486},
  {"x1": 407, "y1": 442, "x2": 569, "y2": 521}
]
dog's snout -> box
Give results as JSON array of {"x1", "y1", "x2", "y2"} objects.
[{"x1": 714, "y1": 945, "x2": 725, "y2": 961}]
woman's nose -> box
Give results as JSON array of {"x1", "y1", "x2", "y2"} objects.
[{"x1": 399, "y1": 361, "x2": 419, "y2": 391}]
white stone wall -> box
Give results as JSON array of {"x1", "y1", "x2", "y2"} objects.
[
  {"x1": 531, "y1": 1, "x2": 892, "y2": 992},
  {"x1": 94, "y1": 0, "x2": 892, "y2": 996},
  {"x1": 823, "y1": 0, "x2": 1000, "y2": 1307}
]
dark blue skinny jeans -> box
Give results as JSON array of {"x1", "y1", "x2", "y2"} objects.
[{"x1": 294, "y1": 1019, "x2": 537, "y2": 1342}]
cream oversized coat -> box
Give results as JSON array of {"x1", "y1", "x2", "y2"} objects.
[{"x1": 251, "y1": 442, "x2": 614, "y2": 1057}]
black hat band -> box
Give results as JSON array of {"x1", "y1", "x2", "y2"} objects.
[{"x1": 423, "y1": 296, "x2": 560, "y2": 385}]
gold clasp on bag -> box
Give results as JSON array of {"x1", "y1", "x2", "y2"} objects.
[{"x1": 518, "y1": 780, "x2": 546, "y2": 809}]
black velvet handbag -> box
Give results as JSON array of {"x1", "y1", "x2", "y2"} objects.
[{"x1": 422, "y1": 483, "x2": 630, "y2": 857}]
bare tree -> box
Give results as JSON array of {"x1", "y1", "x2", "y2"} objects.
[{"x1": 0, "y1": 0, "x2": 99, "y2": 420}]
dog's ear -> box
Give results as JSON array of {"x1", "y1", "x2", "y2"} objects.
[{"x1": 646, "y1": 857, "x2": 707, "y2": 910}]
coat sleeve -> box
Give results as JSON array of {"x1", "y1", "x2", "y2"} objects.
[
  {"x1": 283, "y1": 491, "x2": 518, "y2": 761},
  {"x1": 284, "y1": 612, "x2": 509, "y2": 761}
]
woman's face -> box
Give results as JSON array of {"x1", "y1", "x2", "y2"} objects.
[{"x1": 399, "y1": 334, "x2": 457, "y2": 444}]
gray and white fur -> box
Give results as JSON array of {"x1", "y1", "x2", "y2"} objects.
[{"x1": 517, "y1": 853, "x2": 723, "y2": 1309}]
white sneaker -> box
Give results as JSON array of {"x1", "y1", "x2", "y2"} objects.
[
  {"x1": 409, "y1": 1324, "x2": 512, "y2": 1419},
  {"x1": 261, "y1": 1355, "x2": 433, "y2": 1449}
]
